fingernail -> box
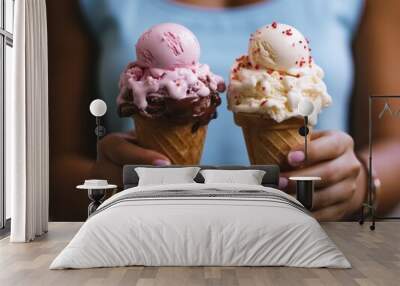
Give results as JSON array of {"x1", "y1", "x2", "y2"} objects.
[
  {"x1": 153, "y1": 159, "x2": 171, "y2": 166},
  {"x1": 288, "y1": 151, "x2": 305, "y2": 166},
  {"x1": 279, "y1": 177, "x2": 288, "y2": 189}
]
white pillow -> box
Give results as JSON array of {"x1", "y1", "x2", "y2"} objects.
[
  {"x1": 135, "y1": 167, "x2": 200, "y2": 186},
  {"x1": 200, "y1": 169, "x2": 266, "y2": 185}
]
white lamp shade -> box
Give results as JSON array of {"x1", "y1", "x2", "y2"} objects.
[
  {"x1": 298, "y1": 98, "x2": 314, "y2": 116},
  {"x1": 90, "y1": 99, "x2": 107, "y2": 117}
]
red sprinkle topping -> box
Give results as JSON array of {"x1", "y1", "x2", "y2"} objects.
[
  {"x1": 279, "y1": 76, "x2": 283, "y2": 80},
  {"x1": 285, "y1": 29, "x2": 293, "y2": 36},
  {"x1": 271, "y1": 22, "x2": 278, "y2": 29},
  {"x1": 260, "y1": 100, "x2": 267, "y2": 106},
  {"x1": 255, "y1": 64, "x2": 260, "y2": 70},
  {"x1": 299, "y1": 59, "x2": 306, "y2": 67}
]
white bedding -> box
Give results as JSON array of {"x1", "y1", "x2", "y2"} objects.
[{"x1": 50, "y1": 183, "x2": 350, "y2": 269}]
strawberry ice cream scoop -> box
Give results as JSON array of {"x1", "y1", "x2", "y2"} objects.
[
  {"x1": 118, "y1": 23, "x2": 225, "y2": 128},
  {"x1": 136, "y1": 23, "x2": 200, "y2": 70}
]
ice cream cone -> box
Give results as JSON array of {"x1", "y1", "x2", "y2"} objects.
[
  {"x1": 234, "y1": 112, "x2": 309, "y2": 171},
  {"x1": 133, "y1": 115, "x2": 207, "y2": 165}
]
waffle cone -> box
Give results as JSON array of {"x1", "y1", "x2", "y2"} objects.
[
  {"x1": 133, "y1": 115, "x2": 206, "y2": 165},
  {"x1": 234, "y1": 113, "x2": 309, "y2": 170}
]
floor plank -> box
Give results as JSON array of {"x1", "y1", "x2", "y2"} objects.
[{"x1": 0, "y1": 222, "x2": 399, "y2": 286}]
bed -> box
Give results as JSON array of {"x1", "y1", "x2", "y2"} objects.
[{"x1": 50, "y1": 165, "x2": 350, "y2": 269}]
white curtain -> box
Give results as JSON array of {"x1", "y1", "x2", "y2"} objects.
[{"x1": 7, "y1": 0, "x2": 49, "y2": 242}]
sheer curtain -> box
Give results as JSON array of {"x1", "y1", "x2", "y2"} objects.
[{"x1": 7, "y1": 0, "x2": 49, "y2": 242}]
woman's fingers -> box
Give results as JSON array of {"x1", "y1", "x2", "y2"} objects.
[
  {"x1": 280, "y1": 177, "x2": 296, "y2": 194},
  {"x1": 117, "y1": 131, "x2": 138, "y2": 144},
  {"x1": 90, "y1": 155, "x2": 124, "y2": 186},
  {"x1": 280, "y1": 130, "x2": 362, "y2": 221},
  {"x1": 281, "y1": 177, "x2": 356, "y2": 209},
  {"x1": 312, "y1": 177, "x2": 357, "y2": 211},
  {"x1": 282, "y1": 150, "x2": 361, "y2": 189},
  {"x1": 288, "y1": 130, "x2": 354, "y2": 167},
  {"x1": 90, "y1": 130, "x2": 171, "y2": 187},
  {"x1": 312, "y1": 201, "x2": 350, "y2": 221},
  {"x1": 98, "y1": 133, "x2": 171, "y2": 166}
]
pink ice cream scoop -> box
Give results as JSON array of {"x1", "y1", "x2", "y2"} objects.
[
  {"x1": 135, "y1": 23, "x2": 201, "y2": 69},
  {"x1": 118, "y1": 23, "x2": 225, "y2": 128}
]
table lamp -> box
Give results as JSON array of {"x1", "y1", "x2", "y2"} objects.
[
  {"x1": 89, "y1": 99, "x2": 107, "y2": 160},
  {"x1": 297, "y1": 98, "x2": 314, "y2": 161},
  {"x1": 289, "y1": 99, "x2": 320, "y2": 210},
  {"x1": 78, "y1": 99, "x2": 112, "y2": 217}
]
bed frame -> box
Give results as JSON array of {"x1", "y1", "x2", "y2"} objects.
[{"x1": 122, "y1": 165, "x2": 280, "y2": 190}]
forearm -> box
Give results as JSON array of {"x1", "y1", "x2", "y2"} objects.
[{"x1": 357, "y1": 140, "x2": 400, "y2": 215}]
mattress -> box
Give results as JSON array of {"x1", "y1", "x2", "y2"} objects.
[{"x1": 50, "y1": 183, "x2": 350, "y2": 269}]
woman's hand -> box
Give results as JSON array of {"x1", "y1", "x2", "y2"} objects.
[
  {"x1": 90, "y1": 131, "x2": 171, "y2": 187},
  {"x1": 280, "y1": 130, "x2": 367, "y2": 221}
]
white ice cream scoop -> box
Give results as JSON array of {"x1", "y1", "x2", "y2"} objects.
[{"x1": 248, "y1": 22, "x2": 311, "y2": 75}]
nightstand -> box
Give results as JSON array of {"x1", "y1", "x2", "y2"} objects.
[
  {"x1": 76, "y1": 180, "x2": 117, "y2": 217},
  {"x1": 289, "y1": 177, "x2": 321, "y2": 210}
]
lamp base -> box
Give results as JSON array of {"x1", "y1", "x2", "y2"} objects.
[
  {"x1": 289, "y1": 177, "x2": 321, "y2": 211},
  {"x1": 296, "y1": 180, "x2": 314, "y2": 210},
  {"x1": 88, "y1": 189, "x2": 107, "y2": 216}
]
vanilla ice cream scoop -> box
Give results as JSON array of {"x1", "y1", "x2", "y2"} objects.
[
  {"x1": 249, "y1": 22, "x2": 311, "y2": 75},
  {"x1": 228, "y1": 22, "x2": 332, "y2": 125},
  {"x1": 136, "y1": 23, "x2": 200, "y2": 70}
]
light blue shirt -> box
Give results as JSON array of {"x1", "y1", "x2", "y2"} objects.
[{"x1": 80, "y1": 0, "x2": 364, "y2": 164}]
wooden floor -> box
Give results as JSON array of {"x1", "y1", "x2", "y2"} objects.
[{"x1": 0, "y1": 222, "x2": 399, "y2": 286}]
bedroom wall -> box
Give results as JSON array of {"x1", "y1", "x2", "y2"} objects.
[{"x1": 46, "y1": 0, "x2": 400, "y2": 221}]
